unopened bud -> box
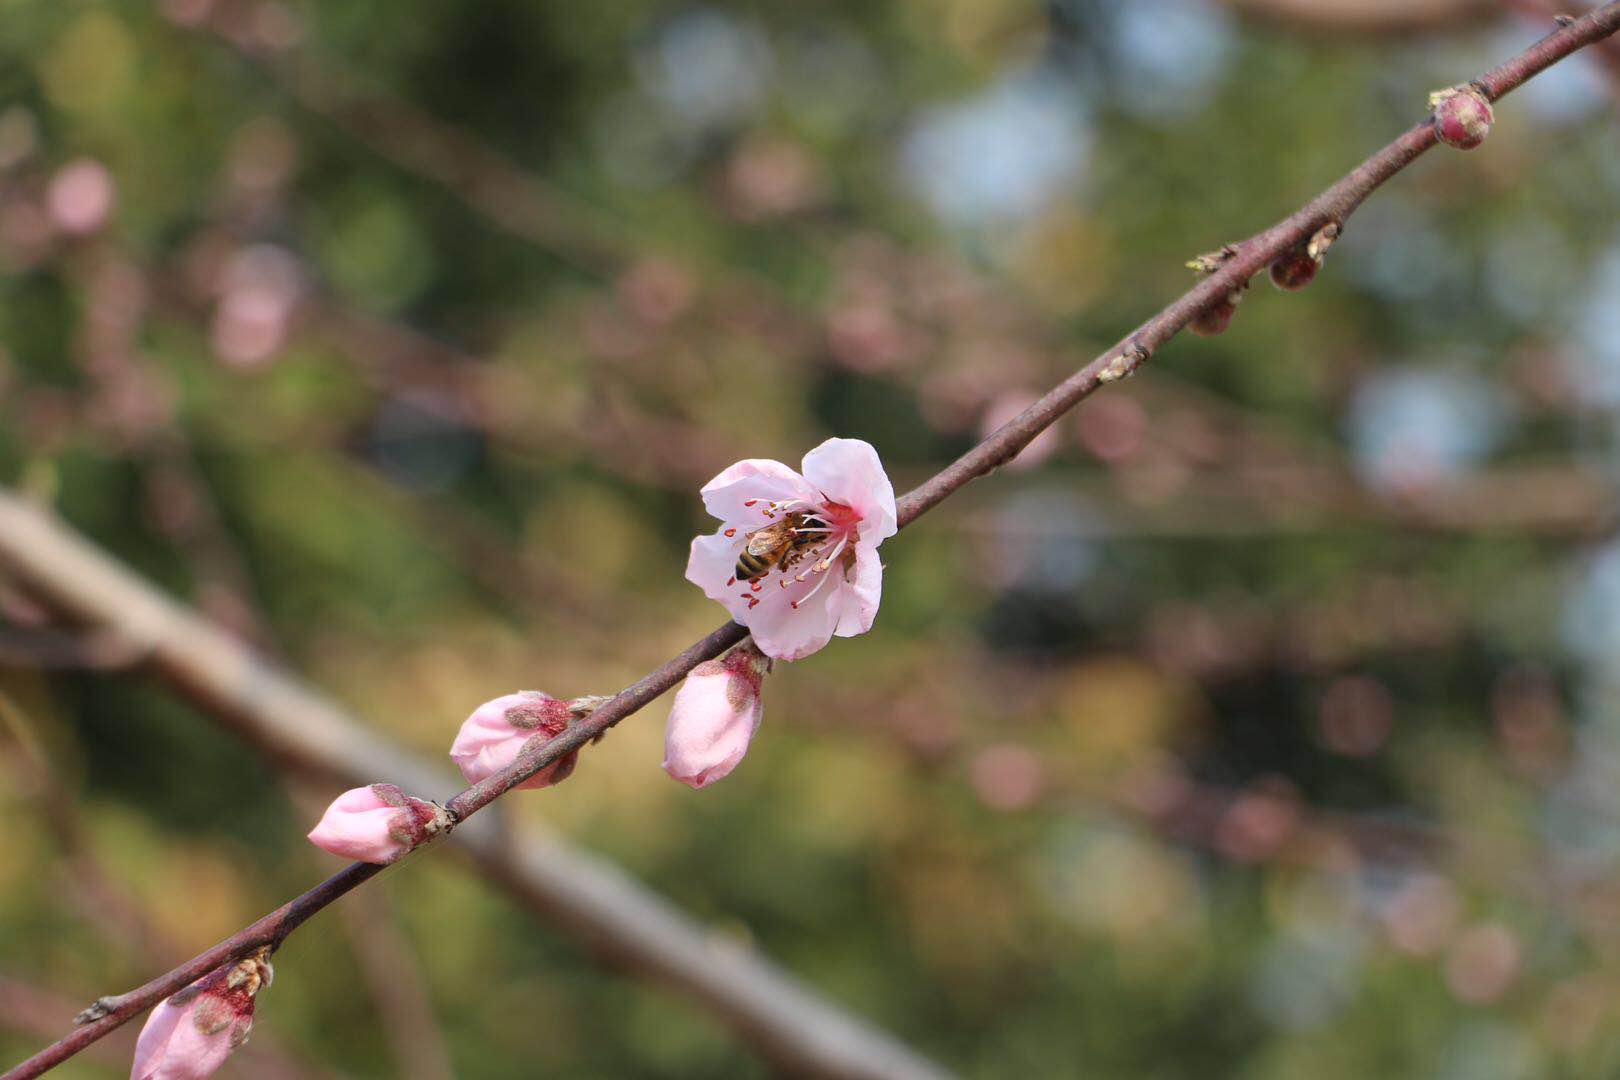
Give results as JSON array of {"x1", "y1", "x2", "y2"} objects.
[
  {"x1": 449, "y1": 690, "x2": 608, "y2": 789},
  {"x1": 1190, "y1": 289, "x2": 1242, "y2": 337},
  {"x1": 306, "y1": 783, "x2": 451, "y2": 864},
  {"x1": 663, "y1": 640, "x2": 771, "y2": 789},
  {"x1": 1269, "y1": 246, "x2": 1320, "y2": 292},
  {"x1": 131, "y1": 949, "x2": 273, "y2": 1079},
  {"x1": 1430, "y1": 86, "x2": 1493, "y2": 151}
]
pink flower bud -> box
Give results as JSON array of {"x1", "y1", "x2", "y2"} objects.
[
  {"x1": 449, "y1": 692, "x2": 610, "y2": 790},
  {"x1": 306, "y1": 784, "x2": 450, "y2": 864},
  {"x1": 663, "y1": 641, "x2": 771, "y2": 789},
  {"x1": 1430, "y1": 86, "x2": 1493, "y2": 151},
  {"x1": 131, "y1": 951, "x2": 272, "y2": 1080},
  {"x1": 1189, "y1": 289, "x2": 1242, "y2": 337},
  {"x1": 1268, "y1": 246, "x2": 1320, "y2": 292}
]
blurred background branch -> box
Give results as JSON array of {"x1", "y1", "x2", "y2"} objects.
[{"x1": 0, "y1": 490, "x2": 947, "y2": 1080}]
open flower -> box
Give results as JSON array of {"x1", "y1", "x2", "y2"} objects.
[
  {"x1": 448, "y1": 692, "x2": 610, "y2": 790},
  {"x1": 664, "y1": 640, "x2": 770, "y2": 789},
  {"x1": 687, "y1": 438, "x2": 897, "y2": 661},
  {"x1": 306, "y1": 783, "x2": 450, "y2": 864},
  {"x1": 131, "y1": 952, "x2": 271, "y2": 1080}
]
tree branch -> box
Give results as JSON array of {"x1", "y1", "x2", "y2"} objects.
[
  {"x1": 1506, "y1": 0, "x2": 1620, "y2": 93},
  {"x1": 5, "y1": 4, "x2": 1620, "y2": 1076},
  {"x1": 0, "y1": 498, "x2": 935, "y2": 1080}
]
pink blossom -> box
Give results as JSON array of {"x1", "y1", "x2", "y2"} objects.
[
  {"x1": 448, "y1": 692, "x2": 608, "y2": 790},
  {"x1": 306, "y1": 783, "x2": 449, "y2": 864},
  {"x1": 210, "y1": 285, "x2": 294, "y2": 368},
  {"x1": 46, "y1": 158, "x2": 116, "y2": 237},
  {"x1": 663, "y1": 641, "x2": 770, "y2": 789},
  {"x1": 131, "y1": 953, "x2": 271, "y2": 1080},
  {"x1": 687, "y1": 438, "x2": 896, "y2": 661}
]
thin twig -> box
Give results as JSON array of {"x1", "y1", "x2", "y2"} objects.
[
  {"x1": 1504, "y1": 0, "x2": 1620, "y2": 92},
  {"x1": 5, "y1": 5, "x2": 1620, "y2": 1077},
  {"x1": 0, "y1": 502, "x2": 942, "y2": 1080}
]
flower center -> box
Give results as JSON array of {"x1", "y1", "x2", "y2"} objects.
[{"x1": 731, "y1": 496, "x2": 861, "y2": 611}]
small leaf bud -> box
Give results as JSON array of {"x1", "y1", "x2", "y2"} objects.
[{"x1": 1190, "y1": 289, "x2": 1243, "y2": 337}]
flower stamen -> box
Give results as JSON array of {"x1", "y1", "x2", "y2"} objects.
[{"x1": 789, "y1": 536, "x2": 848, "y2": 609}]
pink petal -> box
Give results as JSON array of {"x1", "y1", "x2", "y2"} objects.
[
  {"x1": 833, "y1": 541, "x2": 883, "y2": 639},
  {"x1": 448, "y1": 693, "x2": 567, "y2": 791},
  {"x1": 663, "y1": 669, "x2": 761, "y2": 788},
  {"x1": 686, "y1": 531, "x2": 745, "y2": 595},
  {"x1": 306, "y1": 790, "x2": 405, "y2": 864},
  {"x1": 746, "y1": 567, "x2": 844, "y2": 661},
  {"x1": 699, "y1": 458, "x2": 817, "y2": 523},
  {"x1": 799, "y1": 438, "x2": 897, "y2": 540},
  {"x1": 326, "y1": 786, "x2": 391, "y2": 814},
  {"x1": 155, "y1": 1008, "x2": 235, "y2": 1080},
  {"x1": 131, "y1": 995, "x2": 233, "y2": 1080},
  {"x1": 131, "y1": 998, "x2": 186, "y2": 1080}
]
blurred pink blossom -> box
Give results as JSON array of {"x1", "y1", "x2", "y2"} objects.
[
  {"x1": 209, "y1": 245, "x2": 304, "y2": 368},
  {"x1": 159, "y1": 0, "x2": 216, "y2": 27},
  {"x1": 306, "y1": 783, "x2": 449, "y2": 864},
  {"x1": 1075, "y1": 395, "x2": 1148, "y2": 463},
  {"x1": 46, "y1": 158, "x2": 116, "y2": 237},
  {"x1": 1213, "y1": 783, "x2": 1300, "y2": 863},
  {"x1": 724, "y1": 136, "x2": 823, "y2": 220},
  {"x1": 1382, "y1": 873, "x2": 1460, "y2": 956},
  {"x1": 663, "y1": 640, "x2": 770, "y2": 789},
  {"x1": 968, "y1": 743, "x2": 1045, "y2": 812},
  {"x1": 1444, "y1": 923, "x2": 1521, "y2": 1004},
  {"x1": 211, "y1": 286, "x2": 294, "y2": 368},
  {"x1": 617, "y1": 257, "x2": 695, "y2": 327},
  {"x1": 979, "y1": 390, "x2": 1059, "y2": 471},
  {"x1": 687, "y1": 438, "x2": 896, "y2": 661},
  {"x1": 827, "y1": 301, "x2": 913, "y2": 372}
]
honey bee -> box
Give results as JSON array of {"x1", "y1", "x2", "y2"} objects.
[{"x1": 734, "y1": 511, "x2": 831, "y2": 583}]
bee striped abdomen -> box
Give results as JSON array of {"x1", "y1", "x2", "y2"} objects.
[
  {"x1": 734, "y1": 548, "x2": 776, "y2": 583},
  {"x1": 733, "y1": 511, "x2": 830, "y2": 584}
]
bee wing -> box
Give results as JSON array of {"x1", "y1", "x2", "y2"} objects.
[{"x1": 746, "y1": 523, "x2": 791, "y2": 557}]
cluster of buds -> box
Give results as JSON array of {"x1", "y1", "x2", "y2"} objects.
[
  {"x1": 664, "y1": 639, "x2": 771, "y2": 789},
  {"x1": 306, "y1": 783, "x2": 452, "y2": 865},
  {"x1": 449, "y1": 691, "x2": 611, "y2": 789},
  {"x1": 1430, "y1": 84, "x2": 1494, "y2": 151},
  {"x1": 131, "y1": 950, "x2": 272, "y2": 1079},
  {"x1": 1185, "y1": 219, "x2": 1344, "y2": 336},
  {"x1": 306, "y1": 694, "x2": 615, "y2": 870}
]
